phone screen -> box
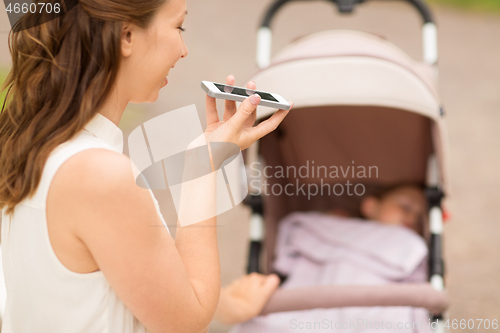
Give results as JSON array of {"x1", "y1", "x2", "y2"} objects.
[{"x1": 214, "y1": 83, "x2": 278, "y2": 102}]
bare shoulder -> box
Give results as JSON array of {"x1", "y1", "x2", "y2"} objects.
[
  {"x1": 47, "y1": 149, "x2": 170, "y2": 277},
  {"x1": 55, "y1": 148, "x2": 136, "y2": 194},
  {"x1": 49, "y1": 148, "x2": 158, "y2": 228},
  {"x1": 49, "y1": 146, "x2": 165, "y2": 241}
]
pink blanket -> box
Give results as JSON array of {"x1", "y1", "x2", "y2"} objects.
[{"x1": 229, "y1": 212, "x2": 433, "y2": 333}]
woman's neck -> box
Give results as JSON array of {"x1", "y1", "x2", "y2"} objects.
[{"x1": 96, "y1": 85, "x2": 129, "y2": 126}]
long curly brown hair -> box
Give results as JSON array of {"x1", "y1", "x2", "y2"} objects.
[{"x1": 0, "y1": 0, "x2": 167, "y2": 216}]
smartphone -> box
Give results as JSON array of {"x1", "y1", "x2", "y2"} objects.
[{"x1": 201, "y1": 81, "x2": 291, "y2": 110}]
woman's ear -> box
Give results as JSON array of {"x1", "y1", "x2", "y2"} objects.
[
  {"x1": 360, "y1": 196, "x2": 379, "y2": 220},
  {"x1": 120, "y1": 22, "x2": 134, "y2": 58}
]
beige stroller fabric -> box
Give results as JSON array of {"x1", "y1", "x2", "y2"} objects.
[
  {"x1": 262, "y1": 284, "x2": 448, "y2": 316},
  {"x1": 235, "y1": 28, "x2": 451, "y2": 331},
  {"x1": 246, "y1": 30, "x2": 450, "y2": 193}
]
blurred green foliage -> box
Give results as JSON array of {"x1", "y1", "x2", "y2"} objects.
[
  {"x1": 428, "y1": 0, "x2": 500, "y2": 12},
  {"x1": 0, "y1": 68, "x2": 9, "y2": 112}
]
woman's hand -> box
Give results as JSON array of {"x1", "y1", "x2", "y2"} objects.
[
  {"x1": 204, "y1": 75, "x2": 292, "y2": 151},
  {"x1": 214, "y1": 273, "x2": 280, "y2": 325}
]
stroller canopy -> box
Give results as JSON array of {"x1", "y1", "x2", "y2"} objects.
[{"x1": 247, "y1": 29, "x2": 449, "y2": 192}]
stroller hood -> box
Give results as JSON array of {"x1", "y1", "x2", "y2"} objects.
[{"x1": 246, "y1": 29, "x2": 449, "y2": 192}]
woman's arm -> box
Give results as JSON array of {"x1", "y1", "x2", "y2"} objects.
[
  {"x1": 52, "y1": 77, "x2": 291, "y2": 333},
  {"x1": 59, "y1": 148, "x2": 215, "y2": 333}
]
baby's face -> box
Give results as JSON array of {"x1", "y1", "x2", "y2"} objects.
[{"x1": 375, "y1": 187, "x2": 427, "y2": 234}]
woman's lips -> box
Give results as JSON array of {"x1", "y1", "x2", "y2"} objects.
[{"x1": 164, "y1": 76, "x2": 168, "y2": 86}]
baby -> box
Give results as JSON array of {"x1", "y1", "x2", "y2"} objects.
[
  {"x1": 214, "y1": 184, "x2": 428, "y2": 325},
  {"x1": 326, "y1": 184, "x2": 428, "y2": 236}
]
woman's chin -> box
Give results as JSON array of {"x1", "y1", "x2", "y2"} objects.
[
  {"x1": 133, "y1": 92, "x2": 160, "y2": 104},
  {"x1": 149, "y1": 92, "x2": 161, "y2": 103}
]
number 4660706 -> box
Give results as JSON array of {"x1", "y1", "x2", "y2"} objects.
[
  {"x1": 444, "y1": 319, "x2": 498, "y2": 330},
  {"x1": 6, "y1": 2, "x2": 61, "y2": 14}
]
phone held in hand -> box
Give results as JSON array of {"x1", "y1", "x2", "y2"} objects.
[{"x1": 201, "y1": 81, "x2": 291, "y2": 110}]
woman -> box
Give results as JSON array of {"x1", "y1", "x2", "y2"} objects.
[{"x1": 0, "y1": 0, "x2": 291, "y2": 332}]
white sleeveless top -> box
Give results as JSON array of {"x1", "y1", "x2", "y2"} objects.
[{"x1": 1, "y1": 112, "x2": 169, "y2": 333}]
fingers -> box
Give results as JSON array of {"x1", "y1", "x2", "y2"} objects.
[
  {"x1": 227, "y1": 74, "x2": 236, "y2": 86},
  {"x1": 251, "y1": 273, "x2": 280, "y2": 314},
  {"x1": 266, "y1": 274, "x2": 280, "y2": 285},
  {"x1": 228, "y1": 94, "x2": 261, "y2": 133},
  {"x1": 250, "y1": 102, "x2": 293, "y2": 141},
  {"x1": 247, "y1": 80, "x2": 256, "y2": 91},
  {"x1": 241, "y1": 80, "x2": 257, "y2": 128},
  {"x1": 206, "y1": 93, "x2": 219, "y2": 126},
  {"x1": 247, "y1": 272, "x2": 280, "y2": 289},
  {"x1": 223, "y1": 75, "x2": 237, "y2": 122},
  {"x1": 223, "y1": 76, "x2": 256, "y2": 122},
  {"x1": 262, "y1": 274, "x2": 280, "y2": 293}
]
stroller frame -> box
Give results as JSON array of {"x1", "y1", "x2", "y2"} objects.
[{"x1": 242, "y1": 0, "x2": 447, "y2": 331}]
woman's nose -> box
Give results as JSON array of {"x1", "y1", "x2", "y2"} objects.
[{"x1": 181, "y1": 45, "x2": 189, "y2": 58}]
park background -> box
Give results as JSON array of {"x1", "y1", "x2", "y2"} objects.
[{"x1": 1, "y1": 0, "x2": 499, "y2": 332}]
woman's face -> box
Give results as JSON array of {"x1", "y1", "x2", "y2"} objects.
[{"x1": 119, "y1": 0, "x2": 188, "y2": 103}]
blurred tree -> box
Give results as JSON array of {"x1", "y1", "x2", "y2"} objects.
[
  {"x1": 0, "y1": 68, "x2": 9, "y2": 112},
  {"x1": 429, "y1": 0, "x2": 500, "y2": 12}
]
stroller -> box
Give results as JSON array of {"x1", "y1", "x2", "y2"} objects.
[{"x1": 237, "y1": 0, "x2": 449, "y2": 331}]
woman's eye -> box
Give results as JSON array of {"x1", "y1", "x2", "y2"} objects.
[{"x1": 178, "y1": 27, "x2": 186, "y2": 32}]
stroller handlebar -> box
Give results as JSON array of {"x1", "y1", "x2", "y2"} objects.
[
  {"x1": 260, "y1": 0, "x2": 434, "y2": 28},
  {"x1": 256, "y1": 0, "x2": 438, "y2": 68}
]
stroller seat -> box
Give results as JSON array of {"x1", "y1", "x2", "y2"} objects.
[
  {"x1": 229, "y1": 212, "x2": 447, "y2": 333},
  {"x1": 238, "y1": 0, "x2": 450, "y2": 331}
]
